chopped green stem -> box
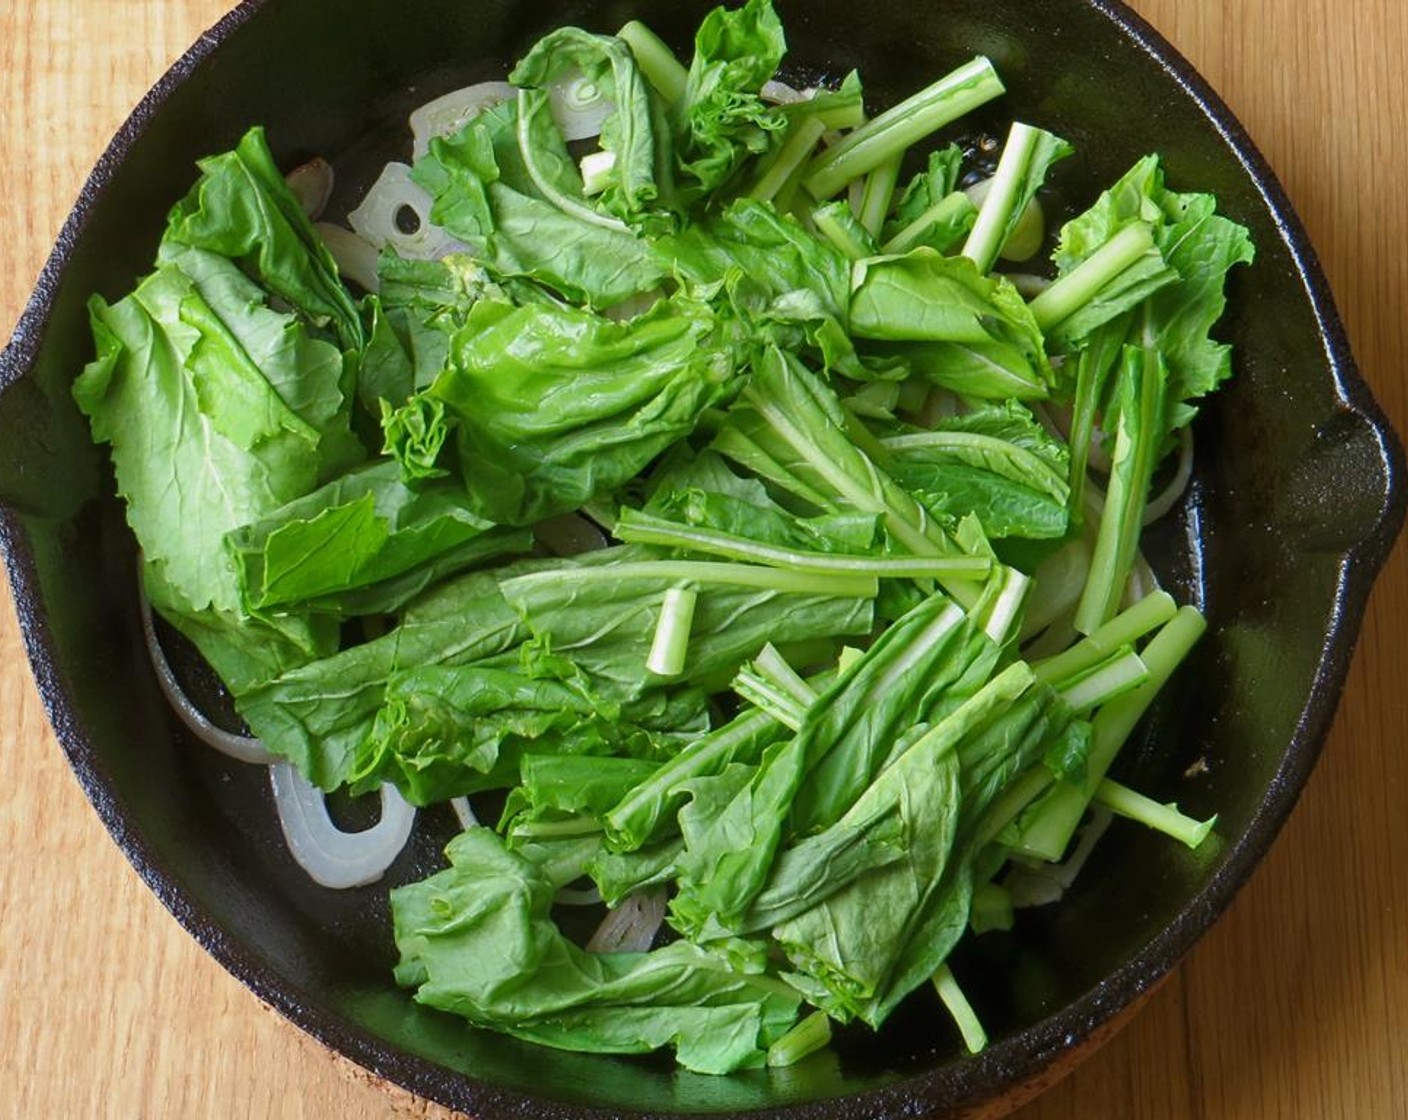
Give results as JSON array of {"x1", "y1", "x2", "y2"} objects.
[
  {"x1": 1057, "y1": 648, "x2": 1148, "y2": 712},
  {"x1": 749, "y1": 117, "x2": 827, "y2": 203},
  {"x1": 857, "y1": 152, "x2": 903, "y2": 234},
  {"x1": 647, "y1": 586, "x2": 698, "y2": 677},
  {"x1": 1094, "y1": 778, "x2": 1218, "y2": 849},
  {"x1": 1073, "y1": 344, "x2": 1165, "y2": 634},
  {"x1": 617, "y1": 20, "x2": 688, "y2": 104},
  {"x1": 1013, "y1": 606, "x2": 1206, "y2": 861},
  {"x1": 836, "y1": 645, "x2": 865, "y2": 673},
  {"x1": 501, "y1": 560, "x2": 879, "y2": 601},
  {"x1": 612, "y1": 510, "x2": 991, "y2": 581},
  {"x1": 983, "y1": 567, "x2": 1030, "y2": 644},
  {"x1": 969, "y1": 882, "x2": 1015, "y2": 935},
  {"x1": 1033, "y1": 590, "x2": 1176, "y2": 685},
  {"x1": 753, "y1": 644, "x2": 821, "y2": 707},
  {"x1": 975, "y1": 763, "x2": 1056, "y2": 847},
  {"x1": 881, "y1": 191, "x2": 975, "y2": 254},
  {"x1": 962, "y1": 121, "x2": 1040, "y2": 274},
  {"x1": 733, "y1": 669, "x2": 808, "y2": 730},
  {"x1": 767, "y1": 1010, "x2": 833, "y2": 1067},
  {"x1": 813, "y1": 201, "x2": 874, "y2": 260},
  {"x1": 580, "y1": 150, "x2": 617, "y2": 196},
  {"x1": 933, "y1": 964, "x2": 988, "y2": 1053},
  {"x1": 1030, "y1": 221, "x2": 1157, "y2": 330},
  {"x1": 804, "y1": 57, "x2": 1005, "y2": 200}
]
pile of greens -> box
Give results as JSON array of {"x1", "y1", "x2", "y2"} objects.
[{"x1": 75, "y1": 0, "x2": 1251, "y2": 1076}]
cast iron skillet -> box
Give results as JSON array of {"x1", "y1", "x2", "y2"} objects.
[{"x1": 1, "y1": 0, "x2": 1402, "y2": 1116}]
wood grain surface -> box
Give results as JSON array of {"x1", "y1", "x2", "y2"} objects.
[{"x1": 2, "y1": 2, "x2": 1405, "y2": 1117}]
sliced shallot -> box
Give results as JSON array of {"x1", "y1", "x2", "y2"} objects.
[
  {"x1": 348, "y1": 163, "x2": 465, "y2": 261},
  {"x1": 450, "y1": 796, "x2": 479, "y2": 830},
  {"x1": 285, "y1": 156, "x2": 334, "y2": 220},
  {"x1": 1143, "y1": 427, "x2": 1196, "y2": 525},
  {"x1": 534, "y1": 512, "x2": 609, "y2": 557},
  {"x1": 548, "y1": 67, "x2": 615, "y2": 141},
  {"x1": 315, "y1": 222, "x2": 381, "y2": 293},
  {"x1": 760, "y1": 78, "x2": 806, "y2": 104},
  {"x1": 269, "y1": 762, "x2": 416, "y2": 889},
  {"x1": 586, "y1": 889, "x2": 668, "y2": 952},
  {"x1": 140, "y1": 588, "x2": 275, "y2": 765},
  {"x1": 556, "y1": 886, "x2": 605, "y2": 907},
  {"x1": 1005, "y1": 807, "x2": 1114, "y2": 908},
  {"x1": 410, "y1": 81, "x2": 517, "y2": 161}
]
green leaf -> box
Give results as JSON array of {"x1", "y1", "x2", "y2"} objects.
[
  {"x1": 511, "y1": 26, "x2": 669, "y2": 228},
  {"x1": 162, "y1": 127, "x2": 364, "y2": 351},
  {"x1": 409, "y1": 296, "x2": 739, "y2": 526},
  {"x1": 413, "y1": 100, "x2": 667, "y2": 306},
  {"x1": 881, "y1": 402, "x2": 1071, "y2": 539},
  {"x1": 75, "y1": 254, "x2": 355, "y2": 619},
  {"x1": 235, "y1": 560, "x2": 542, "y2": 788},
  {"x1": 674, "y1": 0, "x2": 789, "y2": 199},
  {"x1": 391, "y1": 828, "x2": 800, "y2": 1075},
  {"x1": 499, "y1": 555, "x2": 876, "y2": 701},
  {"x1": 226, "y1": 459, "x2": 532, "y2": 616},
  {"x1": 850, "y1": 250, "x2": 1054, "y2": 399}
]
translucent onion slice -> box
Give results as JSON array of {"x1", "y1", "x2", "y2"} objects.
[
  {"x1": 1005, "y1": 807, "x2": 1114, "y2": 908},
  {"x1": 348, "y1": 163, "x2": 465, "y2": 261},
  {"x1": 285, "y1": 156, "x2": 334, "y2": 221},
  {"x1": 269, "y1": 763, "x2": 416, "y2": 889},
  {"x1": 760, "y1": 78, "x2": 807, "y2": 105},
  {"x1": 1143, "y1": 427, "x2": 1195, "y2": 525},
  {"x1": 410, "y1": 81, "x2": 517, "y2": 161},
  {"x1": 139, "y1": 589, "x2": 276, "y2": 766},
  {"x1": 586, "y1": 889, "x2": 667, "y2": 952},
  {"x1": 602, "y1": 288, "x2": 665, "y2": 322},
  {"x1": 1020, "y1": 539, "x2": 1091, "y2": 640},
  {"x1": 1122, "y1": 550, "x2": 1162, "y2": 610},
  {"x1": 315, "y1": 222, "x2": 381, "y2": 293},
  {"x1": 449, "y1": 796, "x2": 479, "y2": 830},
  {"x1": 548, "y1": 68, "x2": 615, "y2": 141},
  {"x1": 1004, "y1": 272, "x2": 1051, "y2": 299}
]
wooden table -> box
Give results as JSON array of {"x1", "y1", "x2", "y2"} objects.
[{"x1": 2, "y1": 1, "x2": 1404, "y2": 1116}]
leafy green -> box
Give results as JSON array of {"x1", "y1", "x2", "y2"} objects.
[
  {"x1": 850, "y1": 250, "x2": 1055, "y2": 400},
  {"x1": 398, "y1": 295, "x2": 739, "y2": 526},
  {"x1": 227, "y1": 459, "x2": 531, "y2": 616},
  {"x1": 392, "y1": 829, "x2": 800, "y2": 1074},
  {"x1": 510, "y1": 28, "x2": 668, "y2": 228},
  {"x1": 352, "y1": 665, "x2": 692, "y2": 803},
  {"x1": 235, "y1": 561, "x2": 538, "y2": 787},
  {"x1": 882, "y1": 145, "x2": 970, "y2": 251},
  {"x1": 499, "y1": 556, "x2": 877, "y2": 700},
  {"x1": 604, "y1": 706, "x2": 786, "y2": 851},
  {"x1": 673, "y1": 0, "x2": 788, "y2": 199},
  {"x1": 881, "y1": 402, "x2": 1071, "y2": 540},
  {"x1": 162, "y1": 127, "x2": 365, "y2": 351},
  {"x1": 412, "y1": 100, "x2": 667, "y2": 306},
  {"x1": 77, "y1": 252, "x2": 358, "y2": 620}
]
